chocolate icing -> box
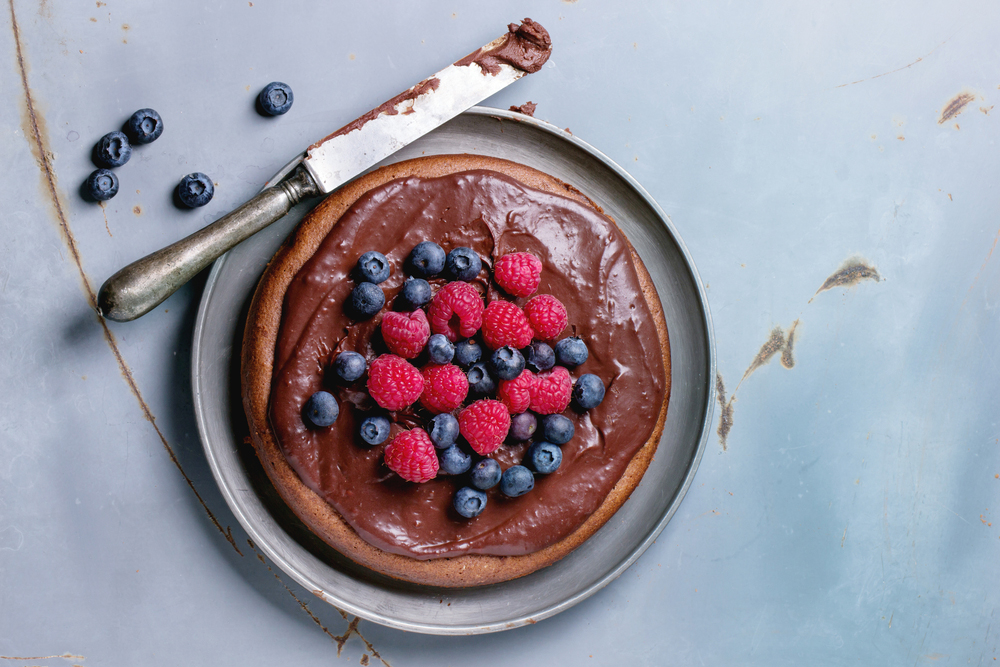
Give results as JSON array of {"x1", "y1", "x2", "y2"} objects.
[
  {"x1": 456, "y1": 19, "x2": 552, "y2": 75},
  {"x1": 269, "y1": 170, "x2": 665, "y2": 559}
]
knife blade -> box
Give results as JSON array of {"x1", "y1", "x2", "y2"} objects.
[{"x1": 97, "y1": 20, "x2": 551, "y2": 322}]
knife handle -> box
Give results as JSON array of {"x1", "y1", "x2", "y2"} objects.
[{"x1": 97, "y1": 165, "x2": 321, "y2": 322}]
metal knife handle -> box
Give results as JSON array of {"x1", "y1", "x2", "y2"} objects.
[{"x1": 97, "y1": 165, "x2": 321, "y2": 322}]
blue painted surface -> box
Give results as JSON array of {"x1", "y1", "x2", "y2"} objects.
[{"x1": 2, "y1": 0, "x2": 999, "y2": 664}]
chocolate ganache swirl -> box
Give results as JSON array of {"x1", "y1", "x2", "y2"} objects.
[{"x1": 269, "y1": 169, "x2": 665, "y2": 559}]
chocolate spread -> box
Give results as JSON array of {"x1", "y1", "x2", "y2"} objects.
[
  {"x1": 456, "y1": 19, "x2": 552, "y2": 75},
  {"x1": 269, "y1": 170, "x2": 665, "y2": 559},
  {"x1": 509, "y1": 101, "x2": 537, "y2": 117}
]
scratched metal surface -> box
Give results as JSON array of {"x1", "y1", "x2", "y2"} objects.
[{"x1": 2, "y1": 0, "x2": 999, "y2": 664}]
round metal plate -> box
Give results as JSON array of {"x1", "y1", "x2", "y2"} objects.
[{"x1": 191, "y1": 107, "x2": 716, "y2": 635}]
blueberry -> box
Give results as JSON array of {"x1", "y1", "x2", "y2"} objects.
[
  {"x1": 454, "y1": 339, "x2": 483, "y2": 369},
  {"x1": 467, "y1": 362, "x2": 496, "y2": 397},
  {"x1": 407, "y1": 241, "x2": 445, "y2": 277},
  {"x1": 399, "y1": 278, "x2": 432, "y2": 310},
  {"x1": 359, "y1": 415, "x2": 391, "y2": 446},
  {"x1": 427, "y1": 334, "x2": 455, "y2": 365},
  {"x1": 428, "y1": 413, "x2": 459, "y2": 449},
  {"x1": 524, "y1": 341, "x2": 555, "y2": 372},
  {"x1": 527, "y1": 441, "x2": 562, "y2": 474},
  {"x1": 126, "y1": 108, "x2": 163, "y2": 144},
  {"x1": 438, "y1": 444, "x2": 472, "y2": 475},
  {"x1": 555, "y1": 337, "x2": 589, "y2": 367},
  {"x1": 349, "y1": 282, "x2": 384, "y2": 319},
  {"x1": 445, "y1": 247, "x2": 482, "y2": 281},
  {"x1": 470, "y1": 458, "x2": 502, "y2": 490},
  {"x1": 332, "y1": 351, "x2": 366, "y2": 382},
  {"x1": 303, "y1": 391, "x2": 339, "y2": 427},
  {"x1": 176, "y1": 172, "x2": 214, "y2": 208},
  {"x1": 94, "y1": 131, "x2": 131, "y2": 168},
  {"x1": 85, "y1": 169, "x2": 119, "y2": 201},
  {"x1": 541, "y1": 414, "x2": 574, "y2": 445},
  {"x1": 454, "y1": 486, "x2": 487, "y2": 518},
  {"x1": 490, "y1": 345, "x2": 525, "y2": 381},
  {"x1": 509, "y1": 412, "x2": 537, "y2": 442},
  {"x1": 572, "y1": 373, "x2": 606, "y2": 409},
  {"x1": 356, "y1": 251, "x2": 390, "y2": 284},
  {"x1": 258, "y1": 81, "x2": 294, "y2": 115},
  {"x1": 500, "y1": 465, "x2": 535, "y2": 497}
]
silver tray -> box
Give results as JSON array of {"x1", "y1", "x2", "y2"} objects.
[{"x1": 191, "y1": 107, "x2": 715, "y2": 635}]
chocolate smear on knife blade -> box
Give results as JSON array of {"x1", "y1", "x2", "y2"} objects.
[{"x1": 456, "y1": 19, "x2": 552, "y2": 74}]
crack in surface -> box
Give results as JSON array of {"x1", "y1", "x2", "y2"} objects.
[
  {"x1": 833, "y1": 35, "x2": 952, "y2": 89},
  {"x1": 245, "y1": 540, "x2": 391, "y2": 666},
  {"x1": 8, "y1": 0, "x2": 241, "y2": 557}
]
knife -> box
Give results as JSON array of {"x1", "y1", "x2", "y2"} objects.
[{"x1": 97, "y1": 21, "x2": 550, "y2": 322}]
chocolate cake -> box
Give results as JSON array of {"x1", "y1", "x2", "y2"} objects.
[{"x1": 242, "y1": 154, "x2": 670, "y2": 587}]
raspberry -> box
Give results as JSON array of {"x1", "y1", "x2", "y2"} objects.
[
  {"x1": 427, "y1": 281, "x2": 484, "y2": 342},
  {"x1": 529, "y1": 366, "x2": 572, "y2": 414},
  {"x1": 381, "y1": 309, "x2": 430, "y2": 359},
  {"x1": 420, "y1": 363, "x2": 469, "y2": 414},
  {"x1": 523, "y1": 294, "x2": 568, "y2": 341},
  {"x1": 498, "y1": 369, "x2": 535, "y2": 414},
  {"x1": 367, "y1": 354, "x2": 423, "y2": 410},
  {"x1": 481, "y1": 300, "x2": 534, "y2": 350},
  {"x1": 458, "y1": 399, "x2": 511, "y2": 455},
  {"x1": 494, "y1": 252, "x2": 542, "y2": 298},
  {"x1": 384, "y1": 429, "x2": 439, "y2": 483}
]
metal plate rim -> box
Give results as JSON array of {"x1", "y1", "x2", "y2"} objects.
[{"x1": 192, "y1": 106, "x2": 716, "y2": 635}]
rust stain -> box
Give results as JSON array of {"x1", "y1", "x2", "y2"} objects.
[
  {"x1": 743, "y1": 326, "x2": 786, "y2": 380},
  {"x1": 812, "y1": 259, "x2": 880, "y2": 300},
  {"x1": 361, "y1": 655, "x2": 370, "y2": 666},
  {"x1": 245, "y1": 540, "x2": 392, "y2": 666},
  {"x1": 717, "y1": 319, "x2": 802, "y2": 447},
  {"x1": 10, "y1": 0, "x2": 242, "y2": 557},
  {"x1": 715, "y1": 373, "x2": 732, "y2": 450},
  {"x1": 334, "y1": 617, "x2": 362, "y2": 655},
  {"x1": 939, "y1": 92, "x2": 976, "y2": 124},
  {"x1": 716, "y1": 257, "x2": 878, "y2": 443},
  {"x1": 0, "y1": 655, "x2": 84, "y2": 661},
  {"x1": 88, "y1": 16, "x2": 95, "y2": 22},
  {"x1": 981, "y1": 106, "x2": 994, "y2": 115},
  {"x1": 132, "y1": 204, "x2": 141, "y2": 216},
  {"x1": 95, "y1": 0, "x2": 104, "y2": 6},
  {"x1": 780, "y1": 320, "x2": 799, "y2": 369},
  {"x1": 100, "y1": 202, "x2": 111, "y2": 237}
]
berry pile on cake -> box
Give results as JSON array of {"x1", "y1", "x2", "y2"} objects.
[
  {"x1": 242, "y1": 154, "x2": 670, "y2": 587},
  {"x1": 301, "y1": 240, "x2": 612, "y2": 520}
]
